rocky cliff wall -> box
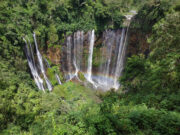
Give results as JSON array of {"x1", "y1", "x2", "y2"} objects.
[{"x1": 44, "y1": 29, "x2": 150, "y2": 74}]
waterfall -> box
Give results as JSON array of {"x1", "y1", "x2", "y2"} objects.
[
  {"x1": 86, "y1": 30, "x2": 95, "y2": 83},
  {"x1": 84, "y1": 28, "x2": 129, "y2": 90},
  {"x1": 73, "y1": 31, "x2": 84, "y2": 78},
  {"x1": 24, "y1": 19, "x2": 131, "y2": 91},
  {"x1": 23, "y1": 38, "x2": 45, "y2": 91},
  {"x1": 44, "y1": 58, "x2": 51, "y2": 68},
  {"x1": 63, "y1": 28, "x2": 129, "y2": 90},
  {"x1": 99, "y1": 30, "x2": 116, "y2": 77},
  {"x1": 27, "y1": 37, "x2": 36, "y2": 68},
  {"x1": 73, "y1": 32, "x2": 79, "y2": 77},
  {"x1": 66, "y1": 36, "x2": 74, "y2": 80},
  {"x1": 66, "y1": 31, "x2": 84, "y2": 81},
  {"x1": 113, "y1": 28, "x2": 127, "y2": 89},
  {"x1": 79, "y1": 31, "x2": 84, "y2": 70},
  {"x1": 44, "y1": 58, "x2": 62, "y2": 85},
  {"x1": 113, "y1": 15, "x2": 132, "y2": 89},
  {"x1": 23, "y1": 12, "x2": 134, "y2": 91},
  {"x1": 25, "y1": 28, "x2": 129, "y2": 91},
  {"x1": 55, "y1": 74, "x2": 62, "y2": 85},
  {"x1": 33, "y1": 33, "x2": 53, "y2": 91}
]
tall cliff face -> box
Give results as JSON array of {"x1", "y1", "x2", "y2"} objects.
[
  {"x1": 42, "y1": 26, "x2": 150, "y2": 91},
  {"x1": 22, "y1": 24, "x2": 150, "y2": 92},
  {"x1": 46, "y1": 47, "x2": 61, "y2": 65},
  {"x1": 43, "y1": 29, "x2": 129, "y2": 90},
  {"x1": 45, "y1": 28, "x2": 150, "y2": 70},
  {"x1": 127, "y1": 29, "x2": 150, "y2": 57}
]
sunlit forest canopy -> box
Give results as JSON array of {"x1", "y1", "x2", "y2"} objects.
[{"x1": 0, "y1": 0, "x2": 180, "y2": 134}]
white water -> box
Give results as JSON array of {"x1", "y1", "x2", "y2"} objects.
[
  {"x1": 125, "y1": 10, "x2": 137, "y2": 20},
  {"x1": 44, "y1": 58, "x2": 51, "y2": 68},
  {"x1": 33, "y1": 33, "x2": 53, "y2": 91},
  {"x1": 73, "y1": 31, "x2": 84, "y2": 79},
  {"x1": 113, "y1": 28, "x2": 126, "y2": 89},
  {"x1": 27, "y1": 37, "x2": 36, "y2": 68},
  {"x1": 73, "y1": 31, "x2": 79, "y2": 77},
  {"x1": 87, "y1": 29, "x2": 127, "y2": 90},
  {"x1": 23, "y1": 38, "x2": 45, "y2": 91},
  {"x1": 55, "y1": 74, "x2": 62, "y2": 85},
  {"x1": 66, "y1": 31, "x2": 84, "y2": 81},
  {"x1": 64, "y1": 28, "x2": 129, "y2": 90},
  {"x1": 86, "y1": 30, "x2": 95, "y2": 83},
  {"x1": 66, "y1": 36, "x2": 74, "y2": 80},
  {"x1": 100, "y1": 30, "x2": 116, "y2": 77},
  {"x1": 113, "y1": 16, "x2": 132, "y2": 89},
  {"x1": 92, "y1": 28, "x2": 128, "y2": 90},
  {"x1": 44, "y1": 58, "x2": 62, "y2": 85}
]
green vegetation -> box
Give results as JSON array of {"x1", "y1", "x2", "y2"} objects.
[
  {"x1": 78, "y1": 72, "x2": 86, "y2": 81},
  {"x1": 121, "y1": 0, "x2": 180, "y2": 111},
  {"x1": 0, "y1": 0, "x2": 180, "y2": 135},
  {"x1": 0, "y1": 0, "x2": 141, "y2": 52}
]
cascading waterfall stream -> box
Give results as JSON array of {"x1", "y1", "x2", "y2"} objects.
[
  {"x1": 23, "y1": 37, "x2": 45, "y2": 91},
  {"x1": 27, "y1": 37, "x2": 36, "y2": 68},
  {"x1": 73, "y1": 31, "x2": 84, "y2": 79},
  {"x1": 55, "y1": 74, "x2": 62, "y2": 85},
  {"x1": 113, "y1": 28, "x2": 126, "y2": 89},
  {"x1": 104, "y1": 32, "x2": 114, "y2": 77},
  {"x1": 64, "y1": 27, "x2": 130, "y2": 90},
  {"x1": 90, "y1": 29, "x2": 127, "y2": 90},
  {"x1": 66, "y1": 31, "x2": 84, "y2": 81},
  {"x1": 24, "y1": 11, "x2": 136, "y2": 91},
  {"x1": 99, "y1": 30, "x2": 116, "y2": 78},
  {"x1": 33, "y1": 33, "x2": 53, "y2": 91},
  {"x1": 66, "y1": 36, "x2": 74, "y2": 80},
  {"x1": 44, "y1": 58, "x2": 62, "y2": 85},
  {"x1": 44, "y1": 58, "x2": 51, "y2": 68},
  {"x1": 86, "y1": 30, "x2": 95, "y2": 85},
  {"x1": 113, "y1": 14, "x2": 133, "y2": 89}
]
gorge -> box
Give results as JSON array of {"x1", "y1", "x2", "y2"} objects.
[
  {"x1": 1, "y1": 0, "x2": 179, "y2": 134},
  {"x1": 24, "y1": 14, "x2": 134, "y2": 91}
]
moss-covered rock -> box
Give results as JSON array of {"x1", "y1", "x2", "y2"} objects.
[{"x1": 47, "y1": 68, "x2": 58, "y2": 86}]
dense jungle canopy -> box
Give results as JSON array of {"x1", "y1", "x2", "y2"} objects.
[{"x1": 0, "y1": 0, "x2": 180, "y2": 134}]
